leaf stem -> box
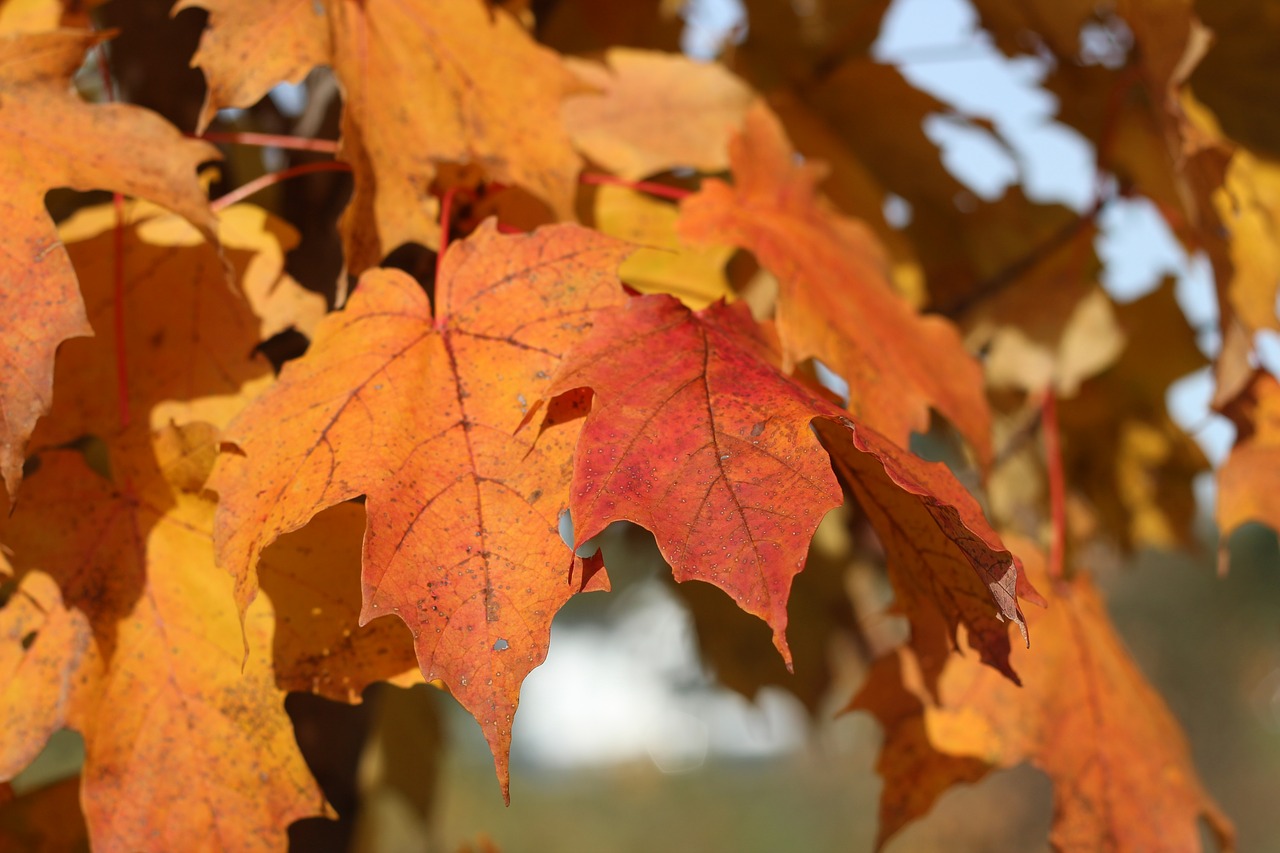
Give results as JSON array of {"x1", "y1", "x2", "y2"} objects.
[
  {"x1": 1041, "y1": 389, "x2": 1066, "y2": 579},
  {"x1": 439, "y1": 185, "x2": 460, "y2": 256},
  {"x1": 210, "y1": 161, "x2": 352, "y2": 212},
  {"x1": 195, "y1": 131, "x2": 341, "y2": 153},
  {"x1": 579, "y1": 172, "x2": 692, "y2": 201}
]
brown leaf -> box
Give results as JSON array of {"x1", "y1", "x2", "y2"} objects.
[
  {"x1": 1059, "y1": 281, "x2": 1209, "y2": 551},
  {"x1": 1191, "y1": 0, "x2": 1280, "y2": 161},
  {"x1": 854, "y1": 538, "x2": 1234, "y2": 852},
  {"x1": 209, "y1": 222, "x2": 629, "y2": 797},
  {"x1": 0, "y1": 776, "x2": 87, "y2": 853},
  {"x1": 816, "y1": 418, "x2": 1028, "y2": 686},
  {"x1": 0, "y1": 30, "x2": 217, "y2": 497}
]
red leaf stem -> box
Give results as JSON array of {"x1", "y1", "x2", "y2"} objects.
[
  {"x1": 196, "y1": 131, "x2": 340, "y2": 153},
  {"x1": 579, "y1": 171, "x2": 691, "y2": 200},
  {"x1": 210, "y1": 161, "x2": 352, "y2": 212},
  {"x1": 1041, "y1": 389, "x2": 1066, "y2": 579}
]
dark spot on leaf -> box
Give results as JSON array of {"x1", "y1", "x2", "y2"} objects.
[{"x1": 493, "y1": 638, "x2": 509, "y2": 651}]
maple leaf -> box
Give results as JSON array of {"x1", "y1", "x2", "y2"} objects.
[
  {"x1": 543, "y1": 294, "x2": 844, "y2": 664},
  {"x1": 854, "y1": 537, "x2": 1234, "y2": 852},
  {"x1": 1192, "y1": 0, "x2": 1280, "y2": 162},
  {"x1": 0, "y1": 429, "x2": 324, "y2": 851},
  {"x1": 39, "y1": 199, "x2": 324, "y2": 446},
  {"x1": 593, "y1": 185, "x2": 734, "y2": 309},
  {"x1": 971, "y1": 217, "x2": 1124, "y2": 398},
  {"x1": 674, "y1": 509, "x2": 860, "y2": 713},
  {"x1": 1210, "y1": 151, "x2": 1280, "y2": 339},
  {"x1": 181, "y1": 0, "x2": 586, "y2": 268},
  {"x1": 0, "y1": 0, "x2": 81, "y2": 35},
  {"x1": 679, "y1": 101, "x2": 993, "y2": 464},
  {"x1": 0, "y1": 570, "x2": 87, "y2": 781},
  {"x1": 561, "y1": 48, "x2": 754, "y2": 181},
  {"x1": 209, "y1": 222, "x2": 629, "y2": 798},
  {"x1": 0, "y1": 29, "x2": 217, "y2": 498},
  {"x1": 258, "y1": 501, "x2": 422, "y2": 702},
  {"x1": 1058, "y1": 282, "x2": 1209, "y2": 551},
  {"x1": 816, "y1": 418, "x2": 1030, "y2": 684},
  {"x1": 1216, "y1": 370, "x2": 1280, "y2": 563},
  {"x1": 545, "y1": 294, "x2": 1027, "y2": 676},
  {"x1": 0, "y1": 197, "x2": 331, "y2": 849}
]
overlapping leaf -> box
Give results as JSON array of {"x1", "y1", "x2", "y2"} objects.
[
  {"x1": 544, "y1": 295, "x2": 844, "y2": 663},
  {"x1": 816, "y1": 418, "x2": 1030, "y2": 684},
  {"x1": 0, "y1": 776, "x2": 87, "y2": 852},
  {"x1": 209, "y1": 222, "x2": 629, "y2": 796},
  {"x1": 258, "y1": 501, "x2": 422, "y2": 701},
  {"x1": 1210, "y1": 151, "x2": 1280, "y2": 338},
  {"x1": 1217, "y1": 370, "x2": 1280, "y2": 556},
  {"x1": 0, "y1": 431, "x2": 323, "y2": 852},
  {"x1": 562, "y1": 48, "x2": 754, "y2": 180},
  {"x1": 854, "y1": 538, "x2": 1234, "y2": 852},
  {"x1": 679, "y1": 102, "x2": 993, "y2": 463},
  {"x1": 182, "y1": 0, "x2": 586, "y2": 267},
  {"x1": 0, "y1": 29, "x2": 216, "y2": 497},
  {"x1": 44, "y1": 200, "x2": 324, "y2": 445},
  {"x1": 593, "y1": 186, "x2": 734, "y2": 309},
  {"x1": 0, "y1": 199, "x2": 332, "y2": 849},
  {"x1": 545, "y1": 294, "x2": 1026, "y2": 677},
  {"x1": 0, "y1": 570, "x2": 86, "y2": 782},
  {"x1": 1059, "y1": 282, "x2": 1209, "y2": 550}
]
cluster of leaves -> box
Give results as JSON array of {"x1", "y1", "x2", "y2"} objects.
[{"x1": 1, "y1": 0, "x2": 1277, "y2": 849}]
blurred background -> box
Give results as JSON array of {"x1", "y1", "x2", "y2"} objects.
[{"x1": 7, "y1": 0, "x2": 1280, "y2": 850}]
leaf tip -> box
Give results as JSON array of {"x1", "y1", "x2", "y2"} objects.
[{"x1": 773, "y1": 630, "x2": 793, "y2": 674}]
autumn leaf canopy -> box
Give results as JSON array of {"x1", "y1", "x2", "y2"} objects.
[{"x1": 3, "y1": 0, "x2": 1277, "y2": 850}]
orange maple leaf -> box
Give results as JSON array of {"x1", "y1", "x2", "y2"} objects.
[
  {"x1": 259, "y1": 502, "x2": 422, "y2": 702},
  {"x1": 180, "y1": 0, "x2": 586, "y2": 268},
  {"x1": 0, "y1": 30, "x2": 216, "y2": 497},
  {"x1": 0, "y1": 429, "x2": 324, "y2": 852},
  {"x1": 561, "y1": 48, "x2": 753, "y2": 181},
  {"x1": 679, "y1": 101, "x2": 993, "y2": 464},
  {"x1": 0, "y1": 199, "x2": 334, "y2": 849},
  {"x1": 1217, "y1": 369, "x2": 1280, "y2": 566},
  {"x1": 209, "y1": 222, "x2": 629, "y2": 798}
]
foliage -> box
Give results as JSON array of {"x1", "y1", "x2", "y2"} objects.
[{"x1": 0, "y1": 0, "x2": 1277, "y2": 850}]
